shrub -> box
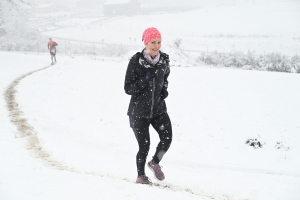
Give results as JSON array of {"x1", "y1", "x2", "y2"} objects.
[
  {"x1": 173, "y1": 38, "x2": 182, "y2": 49},
  {"x1": 264, "y1": 53, "x2": 292, "y2": 73},
  {"x1": 198, "y1": 52, "x2": 222, "y2": 66},
  {"x1": 246, "y1": 138, "x2": 263, "y2": 149},
  {"x1": 196, "y1": 51, "x2": 298, "y2": 73},
  {"x1": 291, "y1": 55, "x2": 300, "y2": 73}
]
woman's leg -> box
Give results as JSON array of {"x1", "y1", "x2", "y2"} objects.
[
  {"x1": 131, "y1": 117, "x2": 151, "y2": 176},
  {"x1": 50, "y1": 52, "x2": 53, "y2": 63},
  {"x1": 150, "y1": 113, "x2": 172, "y2": 164}
]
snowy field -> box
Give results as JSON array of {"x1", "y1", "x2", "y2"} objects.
[
  {"x1": 1, "y1": 1, "x2": 300, "y2": 200},
  {"x1": 1, "y1": 49, "x2": 300, "y2": 200},
  {"x1": 45, "y1": 1, "x2": 300, "y2": 56}
]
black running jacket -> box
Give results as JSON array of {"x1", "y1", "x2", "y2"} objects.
[{"x1": 124, "y1": 49, "x2": 170, "y2": 119}]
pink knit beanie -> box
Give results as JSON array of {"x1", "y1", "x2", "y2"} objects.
[{"x1": 142, "y1": 27, "x2": 162, "y2": 45}]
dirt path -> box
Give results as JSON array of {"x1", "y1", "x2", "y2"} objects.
[{"x1": 4, "y1": 65, "x2": 64, "y2": 169}]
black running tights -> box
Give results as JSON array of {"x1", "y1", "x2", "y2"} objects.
[{"x1": 131, "y1": 113, "x2": 172, "y2": 176}]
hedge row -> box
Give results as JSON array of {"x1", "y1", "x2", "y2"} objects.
[{"x1": 197, "y1": 51, "x2": 300, "y2": 73}]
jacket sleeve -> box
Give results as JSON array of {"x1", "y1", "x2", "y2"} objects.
[
  {"x1": 161, "y1": 64, "x2": 170, "y2": 99},
  {"x1": 124, "y1": 56, "x2": 149, "y2": 95}
]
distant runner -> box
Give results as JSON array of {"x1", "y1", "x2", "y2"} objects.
[{"x1": 47, "y1": 38, "x2": 58, "y2": 65}]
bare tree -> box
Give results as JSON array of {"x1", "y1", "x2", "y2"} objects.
[
  {"x1": 6, "y1": 0, "x2": 33, "y2": 7},
  {"x1": 1, "y1": 0, "x2": 40, "y2": 51},
  {"x1": 0, "y1": 3, "x2": 5, "y2": 36}
]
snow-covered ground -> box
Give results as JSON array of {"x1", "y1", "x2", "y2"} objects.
[
  {"x1": 1, "y1": 1, "x2": 300, "y2": 200},
  {"x1": 44, "y1": 1, "x2": 300, "y2": 56}
]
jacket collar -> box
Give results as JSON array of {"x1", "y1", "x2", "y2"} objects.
[{"x1": 139, "y1": 49, "x2": 167, "y2": 68}]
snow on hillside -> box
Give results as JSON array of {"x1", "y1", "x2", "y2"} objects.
[
  {"x1": 44, "y1": 1, "x2": 300, "y2": 56},
  {"x1": 1, "y1": 1, "x2": 300, "y2": 200}
]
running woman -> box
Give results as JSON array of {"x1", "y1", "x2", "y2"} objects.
[{"x1": 124, "y1": 27, "x2": 172, "y2": 184}]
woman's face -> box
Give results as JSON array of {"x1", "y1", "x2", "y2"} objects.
[{"x1": 145, "y1": 38, "x2": 162, "y2": 58}]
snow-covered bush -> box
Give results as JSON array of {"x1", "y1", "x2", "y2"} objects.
[
  {"x1": 0, "y1": 3, "x2": 5, "y2": 37},
  {"x1": 196, "y1": 51, "x2": 298, "y2": 73},
  {"x1": 198, "y1": 52, "x2": 222, "y2": 66},
  {"x1": 246, "y1": 138, "x2": 263, "y2": 149},
  {"x1": 222, "y1": 51, "x2": 247, "y2": 68},
  {"x1": 173, "y1": 38, "x2": 182, "y2": 49},
  {"x1": 291, "y1": 55, "x2": 300, "y2": 73},
  {"x1": 199, "y1": 51, "x2": 252, "y2": 68},
  {"x1": 0, "y1": 1, "x2": 45, "y2": 52},
  {"x1": 245, "y1": 51, "x2": 259, "y2": 67},
  {"x1": 264, "y1": 53, "x2": 292, "y2": 73}
]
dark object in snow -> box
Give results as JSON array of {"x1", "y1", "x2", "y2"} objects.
[
  {"x1": 275, "y1": 141, "x2": 289, "y2": 151},
  {"x1": 246, "y1": 138, "x2": 262, "y2": 149}
]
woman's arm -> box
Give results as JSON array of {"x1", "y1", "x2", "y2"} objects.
[
  {"x1": 161, "y1": 65, "x2": 170, "y2": 99},
  {"x1": 124, "y1": 57, "x2": 149, "y2": 95}
]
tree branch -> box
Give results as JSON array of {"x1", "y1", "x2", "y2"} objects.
[{"x1": 6, "y1": 0, "x2": 35, "y2": 7}]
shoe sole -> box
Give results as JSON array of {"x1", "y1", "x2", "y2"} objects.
[{"x1": 135, "y1": 182, "x2": 152, "y2": 185}]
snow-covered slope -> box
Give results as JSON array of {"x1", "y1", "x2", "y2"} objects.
[{"x1": 1, "y1": 1, "x2": 300, "y2": 199}]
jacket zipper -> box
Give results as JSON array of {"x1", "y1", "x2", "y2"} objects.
[
  {"x1": 132, "y1": 101, "x2": 139, "y2": 115},
  {"x1": 149, "y1": 77, "x2": 155, "y2": 118}
]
